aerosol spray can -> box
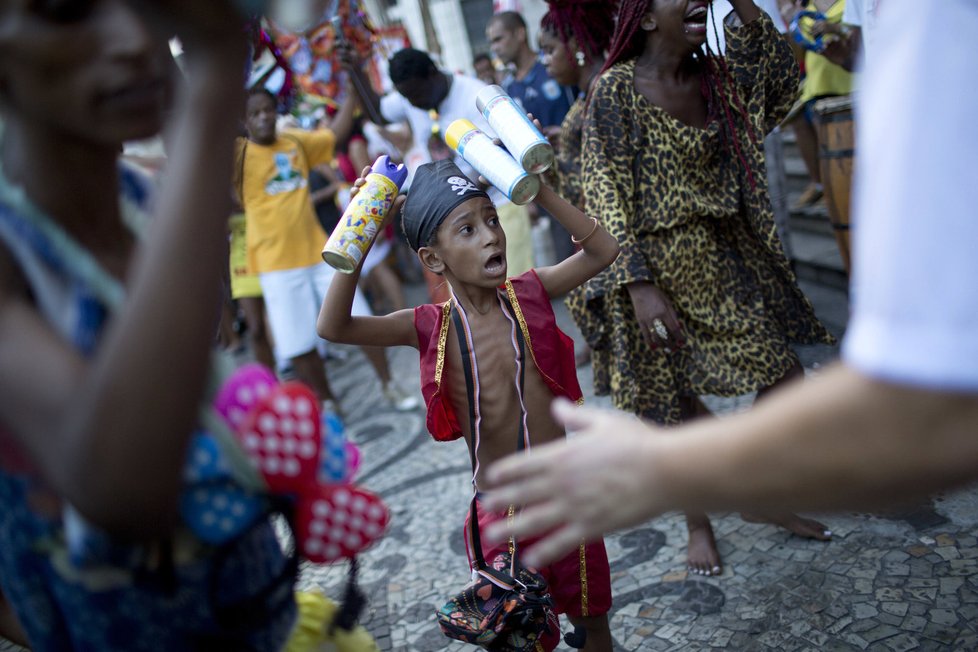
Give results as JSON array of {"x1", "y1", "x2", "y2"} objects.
[
  {"x1": 475, "y1": 85, "x2": 554, "y2": 174},
  {"x1": 444, "y1": 119, "x2": 540, "y2": 205},
  {"x1": 322, "y1": 156, "x2": 407, "y2": 273}
]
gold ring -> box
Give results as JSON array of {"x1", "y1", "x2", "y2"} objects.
[{"x1": 652, "y1": 318, "x2": 669, "y2": 341}]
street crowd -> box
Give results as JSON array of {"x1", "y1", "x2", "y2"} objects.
[{"x1": 0, "y1": 0, "x2": 975, "y2": 650}]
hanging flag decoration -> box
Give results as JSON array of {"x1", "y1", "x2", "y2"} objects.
[{"x1": 266, "y1": 0, "x2": 383, "y2": 106}]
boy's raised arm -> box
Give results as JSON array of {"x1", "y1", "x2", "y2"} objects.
[
  {"x1": 336, "y1": 43, "x2": 389, "y2": 127},
  {"x1": 532, "y1": 184, "x2": 619, "y2": 298},
  {"x1": 316, "y1": 193, "x2": 418, "y2": 349}
]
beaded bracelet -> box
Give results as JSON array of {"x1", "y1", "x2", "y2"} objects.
[{"x1": 571, "y1": 216, "x2": 599, "y2": 245}]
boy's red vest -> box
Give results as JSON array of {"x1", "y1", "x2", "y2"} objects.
[{"x1": 413, "y1": 270, "x2": 584, "y2": 442}]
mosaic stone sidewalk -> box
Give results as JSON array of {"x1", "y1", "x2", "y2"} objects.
[
  {"x1": 291, "y1": 280, "x2": 978, "y2": 651},
  {"x1": 296, "y1": 341, "x2": 978, "y2": 651},
  {"x1": 294, "y1": 283, "x2": 978, "y2": 652}
]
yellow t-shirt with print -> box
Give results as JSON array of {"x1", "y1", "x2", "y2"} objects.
[
  {"x1": 800, "y1": 0, "x2": 853, "y2": 102},
  {"x1": 237, "y1": 129, "x2": 335, "y2": 274}
]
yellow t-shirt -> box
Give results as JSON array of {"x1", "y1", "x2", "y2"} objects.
[
  {"x1": 800, "y1": 0, "x2": 853, "y2": 102},
  {"x1": 237, "y1": 129, "x2": 335, "y2": 274}
]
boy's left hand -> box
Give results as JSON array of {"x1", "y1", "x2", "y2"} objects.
[
  {"x1": 350, "y1": 166, "x2": 406, "y2": 229},
  {"x1": 475, "y1": 175, "x2": 493, "y2": 192},
  {"x1": 335, "y1": 41, "x2": 361, "y2": 70}
]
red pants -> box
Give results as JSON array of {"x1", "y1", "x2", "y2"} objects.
[{"x1": 464, "y1": 497, "x2": 612, "y2": 620}]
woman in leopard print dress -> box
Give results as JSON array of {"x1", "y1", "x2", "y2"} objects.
[{"x1": 581, "y1": 0, "x2": 835, "y2": 576}]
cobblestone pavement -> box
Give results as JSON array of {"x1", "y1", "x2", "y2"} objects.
[
  {"x1": 286, "y1": 280, "x2": 976, "y2": 651},
  {"x1": 292, "y1": 281, "x2": 978, "y2": 651},
  {"x1": 4, "y1": 281, "x2": 977, "y2": 651}
]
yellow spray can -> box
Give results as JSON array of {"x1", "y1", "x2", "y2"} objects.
[{"x1": 321, "y1": 155, "x2": 407, "y2": 273}]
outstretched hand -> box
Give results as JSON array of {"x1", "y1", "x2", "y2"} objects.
[
  {"x1": 525, "y1": 112, "x2": 545, "y2": 133},
  {"x1": 482, "y1": 399, "x2": 664, "y2": 567}
]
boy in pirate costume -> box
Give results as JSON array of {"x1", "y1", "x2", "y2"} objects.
[{"x1": 318, "y1": 159, "x2": 618, "y2": 651}]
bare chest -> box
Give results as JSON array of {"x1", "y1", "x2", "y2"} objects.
[
  {"x1": 635, "y1": 73, "x2": 709, "y2": 129},
  {"x1": 443, "y1": 313, "x2": 563, "y2": 479}
]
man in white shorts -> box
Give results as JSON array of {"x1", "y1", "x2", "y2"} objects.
[{"x1": 238, "y1": 87, "x2": 418, "y2": 413}]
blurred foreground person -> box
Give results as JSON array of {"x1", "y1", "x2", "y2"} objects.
[{"x1": 0, "y1": 2, "x2": 300, "y2": 648}]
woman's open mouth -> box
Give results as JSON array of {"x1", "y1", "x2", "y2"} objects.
[
  {"x1": 484, "y1": 253, "x2": 506, "y2": 276},
  {"x1": 684, "y1": 4, "x2": 709, "y2": 34}
]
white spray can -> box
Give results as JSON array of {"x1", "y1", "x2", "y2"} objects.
[
  {"x1": 444, "y1": 119, "x2": 540, "y2": 206},
  {"x1": 475, "y1": 85, "x2": 555, "y2": 174}
]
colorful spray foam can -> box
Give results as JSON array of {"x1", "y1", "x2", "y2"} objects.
[
  {"x1": 444, "y1": 119, "x2": 540, "y2": 206},
  {"x1": 475, "y1": 85, "x2": 555, "y2": 174},
  {"x1": 322, "y1": 155, "x2": 407, "y2": 273}
]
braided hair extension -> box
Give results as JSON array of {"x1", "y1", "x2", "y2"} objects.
[
  {"x1": 702, "y1": 1, "x2": 759, "y2": 189},
  {"x1": 601, "y1": 0, "x2": 653, "y2": 75},
  {"x1": 540, "y1": 0, "x2": 618, "y2": 69},
  {"x1": 602, "y1": 0, "x2": 760, "y2": 189}
]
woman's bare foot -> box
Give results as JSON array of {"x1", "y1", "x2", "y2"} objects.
[
  {"x1": 686, "y1": 513, "x2": 722, "y2": 576},
  {"x1": 741, "y1": 512, "x2": 832, "y2": 540}
]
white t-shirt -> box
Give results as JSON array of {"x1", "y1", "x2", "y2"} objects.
[
  {"x1": 841, "y1": 0, "x2": 882, "y2": 65},
  {"x1": 380, "y1": 72, "x2": 502, "y2": 201},
  {"x1": 842, "y1": 0, "x2": 978, "y2": 391}
]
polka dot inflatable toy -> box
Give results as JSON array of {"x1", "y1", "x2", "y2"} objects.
[
  {"x1": 181, "y1": 477, "x2": 265, "y2": 545},
  {"x1": 341, "y1": 442, "x2": 362, "y2": 484},
  {"x1": 296, "y1": 484, "x2": 390, "y2": 564},
  {"x1": 184, "y1": 429, "x2": 231, "y2": 483},
  {"x1": 206, "y1": 365, "x2": 391, "y2": 564},
  {"x1": 181, "y1": 431, "x2": 264, "y2": 544},
  {"x1": 320, "y1": 411, "x2": 348, "y2": 483},
  {"x1": 213, "y1": 362, "x2": 278, "y2": 431},
  {"x1": 236, "y1": 381, "x2": 322, "y2": 494}
]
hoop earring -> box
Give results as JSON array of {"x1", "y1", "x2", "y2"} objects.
[{"x1": 575, "y1": 51, "x2": 586, "y2": 67}]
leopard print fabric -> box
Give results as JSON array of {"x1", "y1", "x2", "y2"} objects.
[
  {"x1": 555, "y1": 95, "x2": 586, "y2": 209},
  {"x1": 581, "y1": 14, "x2": 835, "y2": 424}
]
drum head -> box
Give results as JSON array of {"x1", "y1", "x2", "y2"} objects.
[{"x1": 814, "y1": 95, "x2": 853, "y2": 116}]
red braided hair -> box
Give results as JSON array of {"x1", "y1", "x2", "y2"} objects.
[
  {"x1": 541, "y1": 0, "x2": 618, "y2": 67},
  {"x1": 601, "y1": 0, "x2": 653, "y2": 76}
]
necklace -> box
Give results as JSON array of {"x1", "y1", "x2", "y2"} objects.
[{"x1": 0, "y1": 162, "x2": 264, "y2": 491}]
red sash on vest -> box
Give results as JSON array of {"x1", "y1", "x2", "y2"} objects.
[{"x1": 413, "y1": 270, "x2": 584, "y2": 442}]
